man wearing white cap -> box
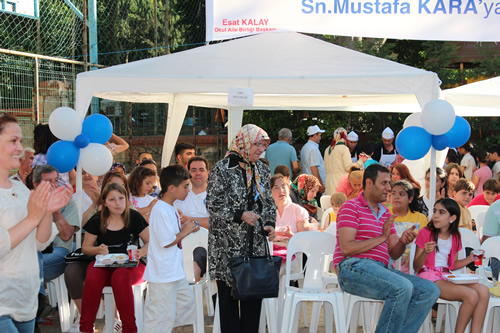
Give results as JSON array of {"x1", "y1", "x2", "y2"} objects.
[
  {"x1": 300, "y1": 125, "x2": 326, "y2": 193},
  {"x1": 347, "y1": 131, "x2": 360, "y2": 162},
  {"x1": 372, "y1": 127, "x2": 398, "y2": 168}
]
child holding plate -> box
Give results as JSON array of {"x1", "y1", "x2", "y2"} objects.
[
  {"x1": 413, "y1": 198, "x2": 489, "y2": 333},
  {"x1": 80, "y1": 183, "x2": 149, "y2": 333}
]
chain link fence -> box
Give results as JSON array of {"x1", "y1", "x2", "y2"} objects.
[{"x1": 0, "y1": 0, "x2": 225, "y2": 169}]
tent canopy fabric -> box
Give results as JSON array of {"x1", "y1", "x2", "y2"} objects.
[
  {"x1": 443, "y1": 76, "x2": 500, "y2": 117},
  {"x1": 75, "y1": 32, "x2": 440, "y2": 166}
]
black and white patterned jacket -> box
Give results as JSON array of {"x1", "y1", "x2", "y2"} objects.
[{"x1": 206, "y1": 155, "x2": 276, "y2": 286}]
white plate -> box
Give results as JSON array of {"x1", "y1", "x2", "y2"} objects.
[
  {"x1": 445, "y1": 274, "x2": 481, "y2": 284},
  {"x1": 95, "y1": 254, "x2": 129, "y2": 266}
]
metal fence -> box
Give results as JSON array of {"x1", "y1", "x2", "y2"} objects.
[{"x1": 0, "y1": 0, "x2": 227, "y2": 170}]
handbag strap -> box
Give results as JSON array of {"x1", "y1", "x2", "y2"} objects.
[{"x1": 244, "y1": 220, "x2": 271, "y2": 257}]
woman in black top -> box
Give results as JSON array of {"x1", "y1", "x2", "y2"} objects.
[{"x1": 80, "y1": 183, "x2": 149, "y2": 333}]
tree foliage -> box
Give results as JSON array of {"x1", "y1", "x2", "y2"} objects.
[{"x1": 243, "y1": 36, "x2": 500, "y2": 151}]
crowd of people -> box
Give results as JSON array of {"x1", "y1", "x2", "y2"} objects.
[{"x1": 1, "y1": 113, "x2": 499, "y2": 333}]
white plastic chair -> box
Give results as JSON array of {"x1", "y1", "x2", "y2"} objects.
[
  {"x1": 343, "y1": 294, "x2": 384, "y2": 333},
  {"x1": 320, "y1": 207, "x2": 334, "y2": 229},
  {"x1": 182, "y1": 227, "x2": 214, "y2": 333},
  {"x1": 281, "y1": 231, "x2": 346, "y2": 333},
  {"x1": 258, "y1": 238, "x2": 279, "y2": 333},
  {"x1": 102, "y1": 281, "x2": 147, "y2": 333},
  {"x1": 460, "y1": 227, "x2": 481, "y2": 251},
  {"x1": 469, "y1": 205, "x2": 489, "y2": 239},
  {"x1": 479, "y1": 236, "x2": 500, "y2": 333},
  {"x1": 276, "y1": 244, "x2": 308, "y2": 329},
  {"x1": 311, "y1": 227, "x2": 339, "y2": 333},
  {"x1": 320, "y1": 195, "x2": 332, "y2": 210},
  {"x1": 46, "y1": 274, "x2": 73, "y2": 332}
]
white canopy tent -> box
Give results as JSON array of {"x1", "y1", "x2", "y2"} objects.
[
  {"x1": 75, "y1": 31, "x2": 440, "y2": 167},
  {"x1": 443, "y1": 76, "x2": 500, "y2": 117}
]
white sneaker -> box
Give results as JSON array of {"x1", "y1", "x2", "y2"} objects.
[
  {"x1": 101, "y1": 318, "x2": 122, "y2": 333},
  {"x1": 113, "y1": 318, "x2": 122, "y2": 333},
  {"x1": 68, "y1": 316, "x2": 80, "y2": 333}
]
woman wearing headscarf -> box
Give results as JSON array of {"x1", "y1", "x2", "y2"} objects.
[
  {"x1": 206, "y1": 124, "x2": 276, "y2": 333},
  {"x1": 324, "y1": 127, "x2": 366, "y2": 195},
  {"x1": 290, "y1": 174, "x2": 322, "y2": 222}
]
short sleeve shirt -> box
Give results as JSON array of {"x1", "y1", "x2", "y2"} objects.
[
  {"x1": 483, "y1": 199, "x2": 500, "y2": 237},
  {"x1": 52, "y1": 200, "x2": 80, "y2": 253},
  {"x1": 460, "y1": 153, "x2": 475, "y2": 180},
  {"x1": 493, "y1": 161, "x2": 500, "y2": 180},
  {"x1": 130, "y1": 195, "x2": 155, "y2": 209},
  {"x1": 174, "y1": 190, "x2": 209, "y2": 218},
  {"x1": 144, "y1": 200, "x2": 185, "y2": 283},
  {"x1": 275, "y1": 201, "x2": 309, "y2": 241},
  {"x1": 83, "y1": 209, "x2": 148, "y2": 254},
  {"x1": 300, "y1": 140, "x2": 326, "y2": 185},
  {"x1": 333, "y1": 193, "x2": 396, "y2": 268},
  {"x1": 390, "y1": 209, "x2": 428, "y2": 256},
  {"x1": 415, "y1": 227, "x2": 462, "y2": 270},
  {"x1": 473, "y1": 165, "x2": 493, "y2": 195},
  {"x1": 265, "y1": 140, "x2": 298, "y2": 176}
]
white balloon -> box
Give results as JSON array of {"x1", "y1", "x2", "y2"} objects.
[
  {"x1": 80, "y1": 143, "x2": 113, "y2": 176},
  {"x1": 403, "y1": 112, "x2": 423, "y2": 128},
  {"x1": 421, "y1": 100, "x2": 456, "y2": 135},
  {"x1": 49, "y1": 107, "x2": 82, "y2": 141}
]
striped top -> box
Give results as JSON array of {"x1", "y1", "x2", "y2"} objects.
[{"x1": 333, "y1": 192, "x2": 396, "y2": 268}]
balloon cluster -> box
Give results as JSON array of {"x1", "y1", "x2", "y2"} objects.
[
  {"x1": 47, "y1": 107, "x2": 114, "y2": 176},
  {"x1": 396, "y1": 100, "x2": 471, "y2": 161}
]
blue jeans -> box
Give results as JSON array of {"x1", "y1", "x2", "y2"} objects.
[
  {"x1": 0, "y1": 316, "x2": 35, "y2": 333},
  {"x1": 338, "y1": 257, "x2": 440, "y2": 333},
  {"x1": 42, "y1": 246, "x2": 69, "y2": 281}
]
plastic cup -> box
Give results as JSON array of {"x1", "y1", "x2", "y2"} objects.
[
  {"x1": 472, "y1": 249, "x2": 485, "y2": 266},
  {"x1": 127, "y1": 245, "x2": 138, "y2": 261}
]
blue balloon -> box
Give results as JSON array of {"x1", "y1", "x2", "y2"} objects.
[
  {"x1": 445, "y1": 116, "x2": 471, "y2": 148},
  {"x1": 395, "y1": 126, "x2": 432, "y2": 160},
  {"x1": 82, "y1": 114, "x2": 113, "y2": 144},
  {"x1": 74, "y1": 134, "x2": 90, "y2": 149},
  {"x1": 432, "y1": 134, "x2": 449, "y2": 151},
  {"x1": 47, "y1": 141, "x2": 80, "y2": 173}
]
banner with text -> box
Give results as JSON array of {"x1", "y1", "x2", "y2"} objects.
[{"x1": 206, "y1": 0, "x2": 500, "y2": 42}]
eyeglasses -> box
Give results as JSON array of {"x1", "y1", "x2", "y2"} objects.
[{"x1": 254, "y1": 142, "x2": 268, "y2": 149}]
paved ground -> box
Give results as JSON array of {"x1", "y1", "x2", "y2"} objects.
[{"x1": 39, "y1": 302, "x2": 339, "y2": 333}]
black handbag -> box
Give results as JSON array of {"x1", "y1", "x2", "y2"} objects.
[
  {"x1": 64, "y1": 248, "x2": 95, "y2": 263},
  {"x1": 229, "y1": 222, "x2": 282, "y2": 301}
]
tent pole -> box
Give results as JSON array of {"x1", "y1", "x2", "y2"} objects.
[{"x1": 429, "y1": 147, "x2": 437, "y2": 215}]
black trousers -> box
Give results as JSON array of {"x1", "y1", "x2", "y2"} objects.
[{"x1": 216, "y1": 280, "x2": 263, "y2": 333}]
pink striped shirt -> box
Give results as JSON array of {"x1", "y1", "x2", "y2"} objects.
[{"x1": 333, "y1": 192, "x2": 396, "y2": 268}]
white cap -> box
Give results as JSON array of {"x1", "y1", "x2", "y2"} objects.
[
  {"x1": 347, "y1": 131, "x2": 359, "y2": 141},
  {"x1": 307, "y1": 125, "x2": 325, "y2": 136},
  {"x1": 382, "y1": 127, "x2": 394, "y2": 139}
]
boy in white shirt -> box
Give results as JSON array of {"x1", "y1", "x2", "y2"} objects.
[{"x1": 143, "y1": 165, "x2": 199, "y2": 333}]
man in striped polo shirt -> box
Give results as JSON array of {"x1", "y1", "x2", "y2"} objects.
[{"x1": 334, "y1": 164, "x2": 440, "y2": 333}]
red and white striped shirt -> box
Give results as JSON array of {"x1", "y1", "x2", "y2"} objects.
[{"x1": 333, "y1": 192, "x2": 396, "y2": 268}]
